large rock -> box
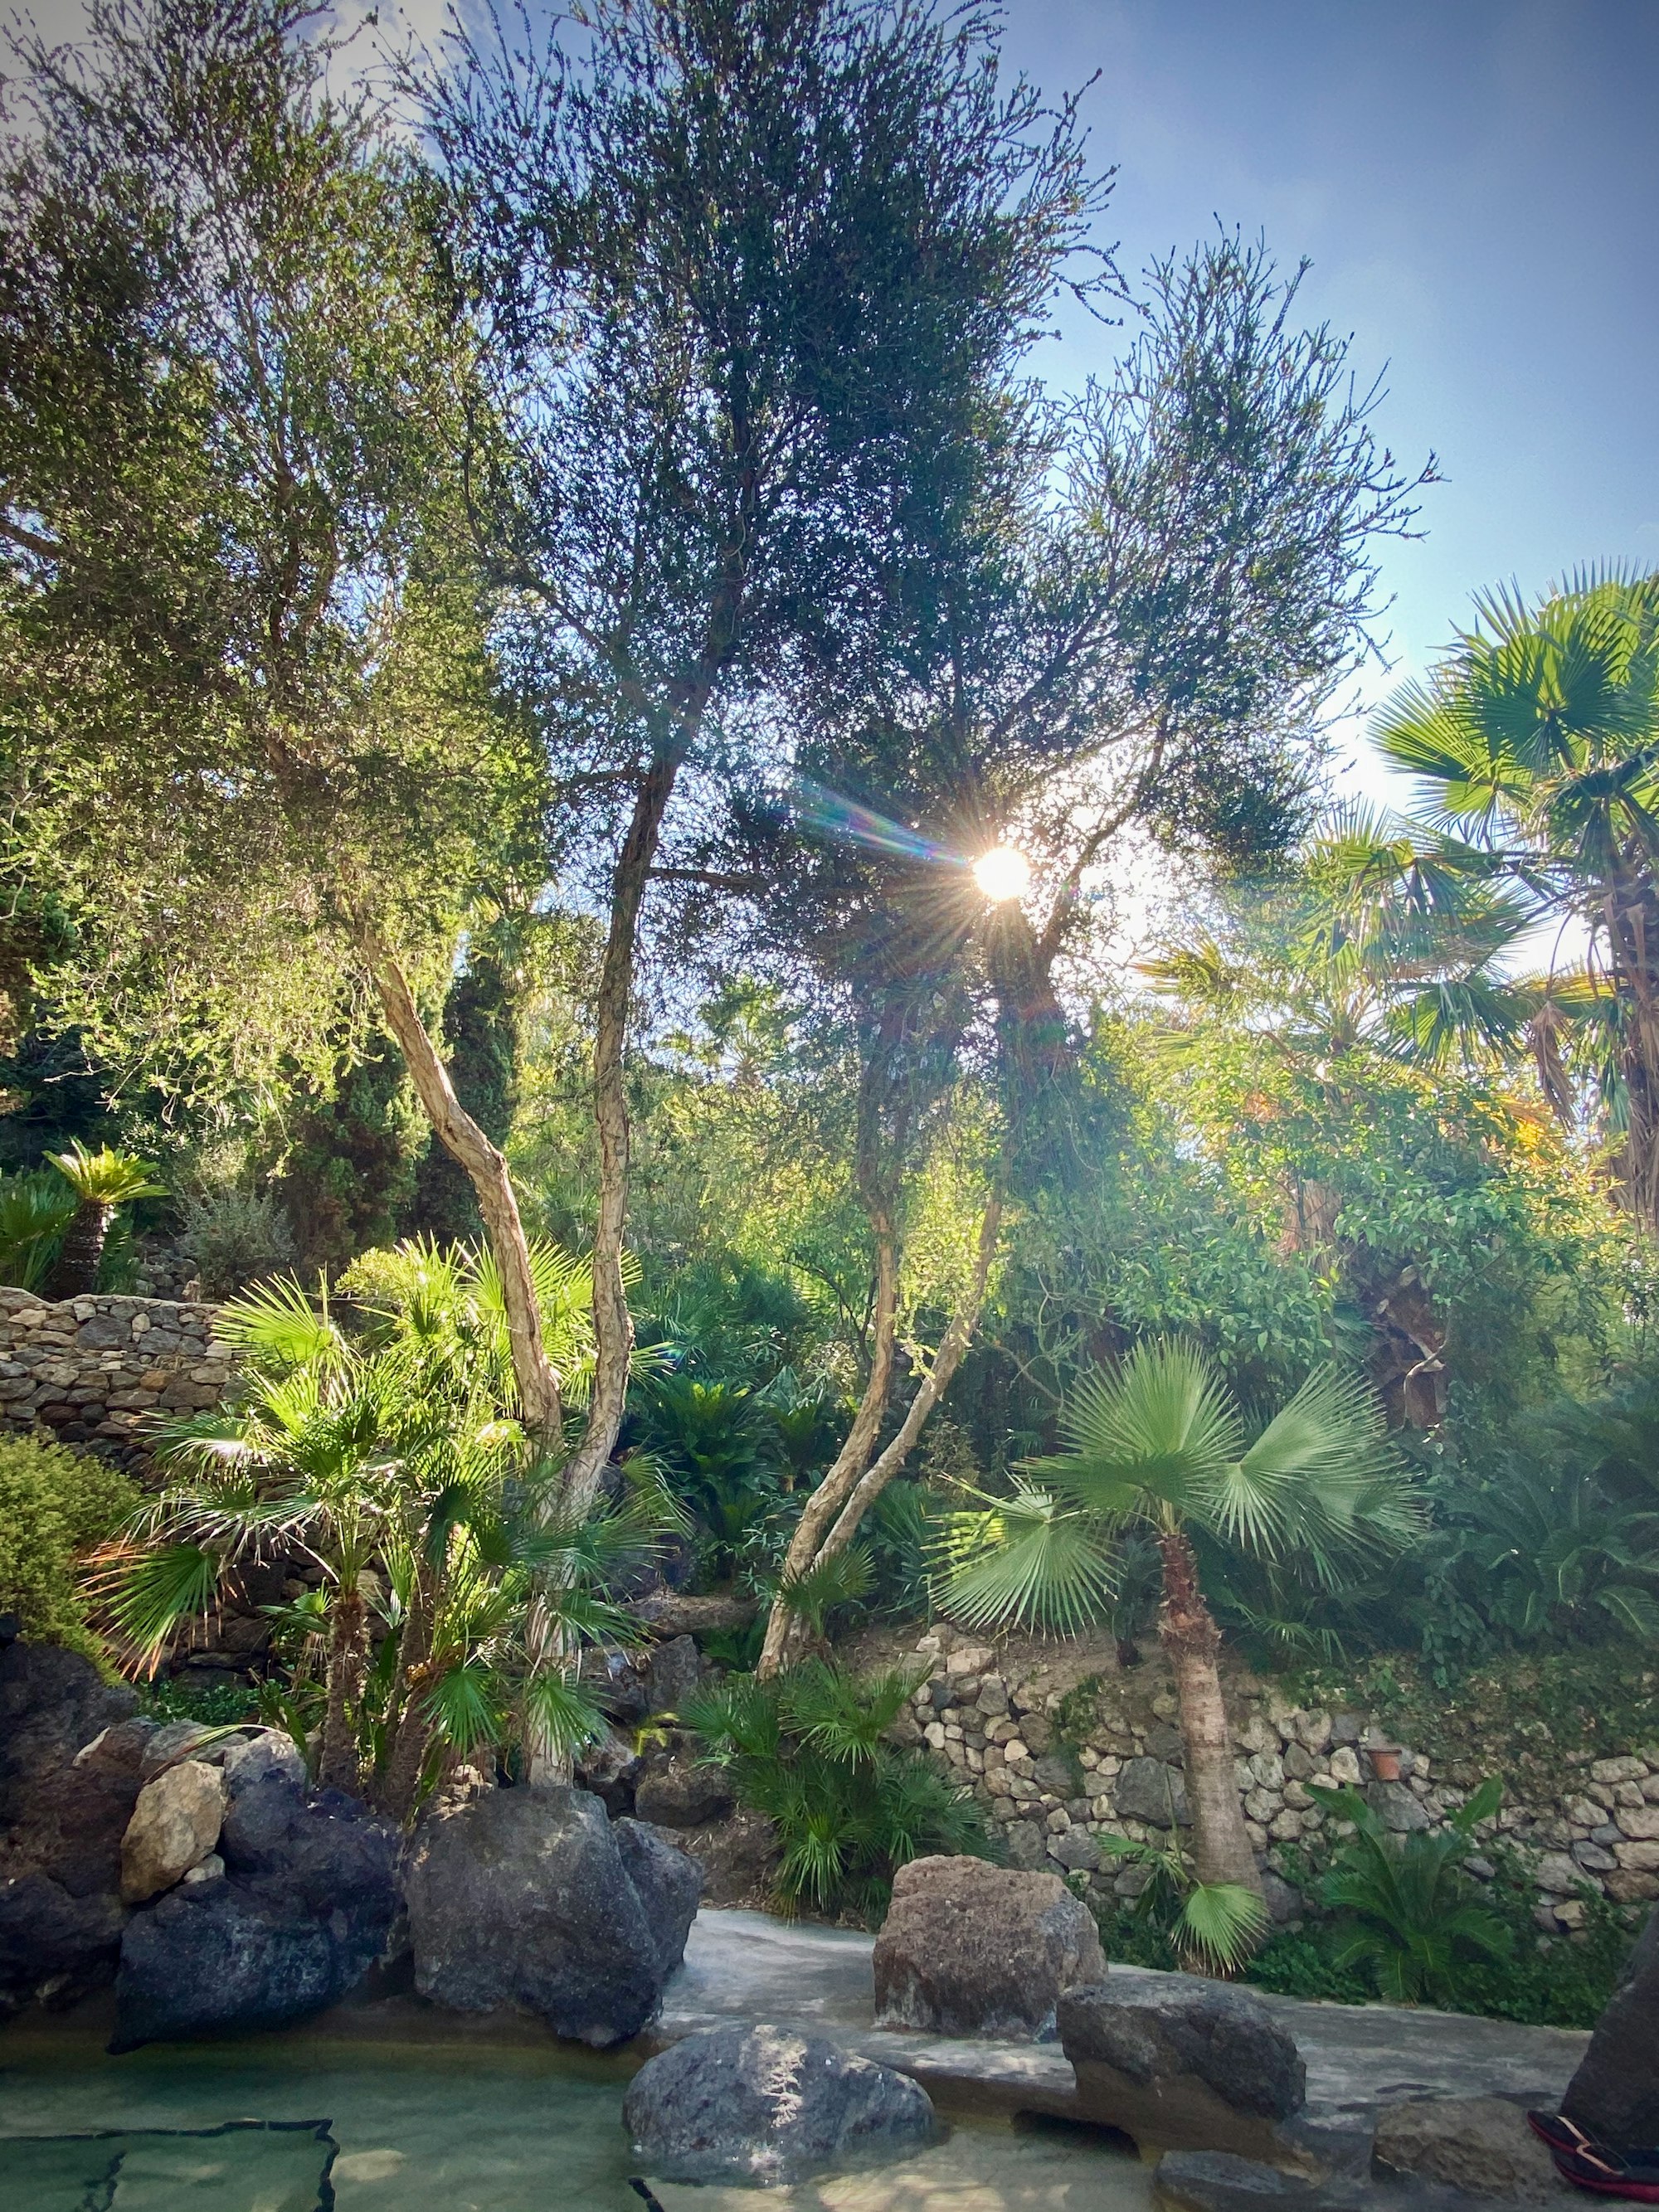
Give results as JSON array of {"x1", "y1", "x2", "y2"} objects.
[
  {"x1": 624, "y1": 2023, "x2": 934, "y2": 2186},
  {"x1": 403, "y1": 1784, "x2": 673, "y2": 2045},
  {"x1": 1564, "y1": 1906, "x2": 1659, "y2": 2146},
  {"x1": 0, "y1": 1873, "x2": 126, "y2": 2018},
  {"x1": 119, "y1": 1760, "x2": 226, "y2": 1903},
  {"x1": 1116, "y1": 1757, "x2": 1191, "y2": 1827},
  {"x1": 612, "y1": 1817, "x2": 701, "y2": 1981},
  {"x1": 653, "y1": 1807, "x2": 777, "y2": 1907},
  {"x1": 112, "y1": 1767, "x2": 400, "y2": 2049},
  {"x1": 643, "y1": 1635, "x2": 703, "y2": 1716},
  {"x1": 635, "y1": 1756, "x2": 734, "y2": 1829},
  {"x1": 1153, "y1": 2150, "x2": 1321, "y2": 2212},
  {"x1": 1058, "y1": 1979, "x2": 1309, "y2": 2166},
  {"x1": 574, "y1": 1725, "x2": 642, "y2": 1816},
  {"x1": 1373, "y1": 2096, "x2": 1568, "y2": 2201},
  {"x1": 0, "y1": 1645, "x2": 151, "y2": 1900},
  {"x1": 873, "y1": 1855, "x2": 1106, "y2": 2040}
]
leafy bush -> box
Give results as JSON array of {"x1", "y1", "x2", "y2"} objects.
[
  {"x1": 0, "y1": 1169, "x2": 75, "y2": 1289},
  {"x1": 137, "y1": 1674, "x2": 263, "y2": 1726},
  {"x1": 176, "y1": 1188, "x2": 298, "y2": 1300},
  {"x1": 636, "y1": 1374, "x2": 782, "y2": 1578},
  {"x1": 1306, "y1": 1777, "x2": 1511, "y2": 2005},
  {"x1": 683, "y1": 1659, "x2": 997, "y2": 1920},
  {"x1": 0, "y1": 1435, "x2": 139, "y2": 1656}
]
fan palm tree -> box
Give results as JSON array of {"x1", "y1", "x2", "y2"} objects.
[
  {"x1": 104, "y1": 1257, "x2": 661, "y2": 1809},
  {"x1": 1376, "y1": 570, "x2": 1659, "y2": 1223},
  {"x1": 940, "y1": 1340, "x2": 1412, "y2": 1897},
  {"x1": 44, "y1": 1143, "x2": 165, "y2": 1296}
]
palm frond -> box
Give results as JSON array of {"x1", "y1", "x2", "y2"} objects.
[{"x1": 936, "y1": 1483, "x2": 1118, "y2": 1635}]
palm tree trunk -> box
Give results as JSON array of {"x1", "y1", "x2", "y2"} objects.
[
  {"x1": 1156, "y1": 1527, "x2": 1263, "y2": 1899},
  {"x1": 319, "y1": 1587, "x2": 368, "y2": 1793},
  {"x1": 45, "y1": 1200, "x2": 112, "y2": 1298},
  {"x1": 376, "y1": 1574, "x2": 435, "y2": 1823}
]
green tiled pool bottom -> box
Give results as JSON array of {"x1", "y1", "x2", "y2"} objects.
[{"x1": 0, "y1": 2024, "x2": 1153, "y2": 2210}]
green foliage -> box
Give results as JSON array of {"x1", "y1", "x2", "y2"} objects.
[
  {"x1": 1092, "y1": 1827, "x2": 1270, "y2": 1974},
  {"x1": 46, "y1": 1141, "x2": 164, "y2": 1207},
  {"x1": 1306, "y1": 1777, "x2": 1511, "y2": 2005},
  {"x1": 0, "y1": 1169, "x2": 75, "y2": 1289},
  {"x1": 176, "y1": 1188, "x2": 298, "y2": 1300},
  {"x1": 136, "y1": 1674, "x2": 262, "y2": 1727},
  {"x1": 941, "y1": 1339, "x2": 1410, "y2": 1636},
  {"x1": 683, "y1": 1660, "x2": 996, "y2": 1920},
  {"x1": 0, "y1": 1434, "x2": 139, "y2": 1657},
  {"x1": 110, "y1": 1250, "x2": 659, "y2": 1802},
  {"x1": 1247, "y1": 1833, "x2": 1642, "y2": 2029},
  {"x1": 635, "y1": 1374, "x2": 781, "y2": 1580}
]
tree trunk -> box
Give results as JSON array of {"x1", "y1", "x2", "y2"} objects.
[
  {"x1": 375, "y1": 1570, "x2": 435, "y2": 1824},
  {"x1": 548, "y1": 751, "x2": 679, "y2": 1529},
  {"x1": 356, "y1": 919, "x2": 562, "y2": 1454},
  {"x1": 757, "y1": 1218, "x2": 900, "y2": 1677},
  {"x1": 319, "y1": 1586, "x2": 369, "y2": 1794},
  {"x1": 758, "y1": 1189, "x2": 1004, "y2": 1675},
  {"x1": 45, "y1": 1200, "x2": 111, "y2": 1298},
  {"x1": 1156, "y1": 1526, "x2": 1262, "y2": 1898}
]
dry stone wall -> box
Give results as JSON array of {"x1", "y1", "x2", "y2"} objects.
[
  {"x1": 890, "y1": 1622, "x2": 1659, "y2": 1932},
  {"x1": 0, "y1": 1288, "x2": 233, "y2": 1470}
]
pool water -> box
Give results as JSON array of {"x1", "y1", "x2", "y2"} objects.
[{"x1": 0, "y1": 2024, "x2": 1154, "y2": 2211}]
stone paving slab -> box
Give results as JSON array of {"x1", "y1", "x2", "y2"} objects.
[{"x1": 655, "y1": 1909, "x2": 1590, "y2": 2139}]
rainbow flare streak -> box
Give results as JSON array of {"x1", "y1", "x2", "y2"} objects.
[{"x1": 791, "y1": 777, "x2": 966, "y2": 870}]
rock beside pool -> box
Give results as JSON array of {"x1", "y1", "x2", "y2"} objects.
[
  {"x1": 1372, "y1": 2095, "x2": 1569, "y2": 2201},
  {"x1": 634, "y1": 1754, "x2": 733, "y2": 1828},
  {"x1": 119, "y1": 1759, "x2": 226, "y2": 1903},
  {"x1": 1563, "y1": 1904, "x2": 1659, "y2": 2146},
  {"x1": 624, "y1": 2022, "x2": 935, "y2": 2185},
  {"x1": 404, "y1": 1783, "x2": 693, "y2": 2045},
  {"x1": 1059, "y1": 1978, "x2": 1309, "y2": 2167},
  {"x1": 111, "y1": 1776, "x2": 401, "y2": 2049},
  {"x1": 0, "y1": 1871, "x2": 127, "y2": 2018},
  {"x1": 873, "y1": 1855, "x2": 1106, "y2": 2039},
  {"x1": 612, "y1": 1817, "x2": 702, "y2": 1980},
  {"x1": 1153, "y1": 2149, "x2": 1321, "y2": 2212}
]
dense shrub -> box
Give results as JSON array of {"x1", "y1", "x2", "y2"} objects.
[
  {"x1": 0, "y1": 1435, "x2": 139, "y2": 1657},
  {"x1": 684, "y1": 1660, "x2": 997, "y2": 1921},
  {"x1": 176, "y1": 1188, "x2": 297, "y2": 1299}
]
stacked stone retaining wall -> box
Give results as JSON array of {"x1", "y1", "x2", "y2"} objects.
[
  {"x1": 892, "y1": 1623, "x2": 1659, "y2": 1932},
  {"x1": 0, "y1": 1289, "x2": 232, "y2": 1471}
]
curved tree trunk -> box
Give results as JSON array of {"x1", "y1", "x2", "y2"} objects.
[
  {"x1": 44, "y1": 1200, "x2": 112, "y2": 1298},
  {"x1": 1156, "y1": 1526, "x2": 1263, "y2": 1899},
  {"x1": 358, "y1": 919, "x2": 562, "y2": 1454},
  {"x1": 757, "y1": 1216, "x2": 900, "y2": 1676},
  {"x1": 759, "y1": 1189, "x2": 1004, "y2": 1675},
  {"x1": 319, "y1": 1587, "x2": 369, "y2": 1794}
]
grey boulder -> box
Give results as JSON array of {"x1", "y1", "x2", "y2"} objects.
[
  {"x1": 1154, "y1": 2150, "x2": 1322, "y2": 2212},
  {"x1": 1372, "y1": 2096, "x2": 1569, "y2": 2202},
  {"x1": 1058, "y1": 1978, "x2": 1308, "y2": 2166},
  {"x1": 634, "y1": 1756, "x2": 733, "y2": 1829},
  {"x1": 0, "y1": 1873, "x2": 126, "y2": 2018},
  {"x1": 612, "y1": 1817, "x2": 703, "y2": 1981},
  {"x1": 873, "y1": 1855, "x2": 1106, "y2": 2040},
  {"x1": 624, "y1": 2022, "x2": 934, "y2": 2186},
  {"x1": 403, "y1": 1784, "x2": 692, "y2": 2045},
  {"x1": 112, "y1": 1766, "x2": 401, "y2": 2050},
  {"x1": 1564, "y1": 1906, "x2": 1659, "y2": 2146}
]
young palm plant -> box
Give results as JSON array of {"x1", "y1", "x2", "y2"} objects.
[
  {"x1": 1307, "y1": 1776, "x2": 1510, "y2": 2005},
  {"x1": 682, "y1": 1658, "x2": 995, "y2": 1919},
  {"x1": 1094, "y1": 1821, "x2": 1269, "y2": 1976},
  {"x1": 44, "y1": 1143, "x2": 165, "y2": 1296},
  {"x1": 105, "y1": 1257, "x2": 660, "y2": 1810},
  {"x1": 940, "y1": 1340, "x2": 1413, "y2": 1902}
]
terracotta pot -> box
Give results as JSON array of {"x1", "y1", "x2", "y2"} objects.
[{"x1": 1368, "y1": 1745, "x2": 1403, "y2": 1782}]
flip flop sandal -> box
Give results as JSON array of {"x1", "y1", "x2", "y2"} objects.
[
  {"x1": 1551, "y1": 2146, "x2": 1659, "y2": 2202},
  {"x1": 1532, "y1": 2114, "x2": 1602, "y2": 2157}
]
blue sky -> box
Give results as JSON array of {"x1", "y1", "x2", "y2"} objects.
[{"x1": 996, "y1": 0, "x2": 1659, "y2": 805}]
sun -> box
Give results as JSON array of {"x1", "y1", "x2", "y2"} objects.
[{"x1": 971, "y1": 844, "x2": 1031, "y2": 903}]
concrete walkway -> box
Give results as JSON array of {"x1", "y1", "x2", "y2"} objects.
[{"x1": 656, "y1": 1908, "x2": 1591, "y2": 2144}]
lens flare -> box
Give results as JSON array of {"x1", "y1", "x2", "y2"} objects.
[{"x1": 972, "y1": 845, "x2": 1031, "y2": 903}]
